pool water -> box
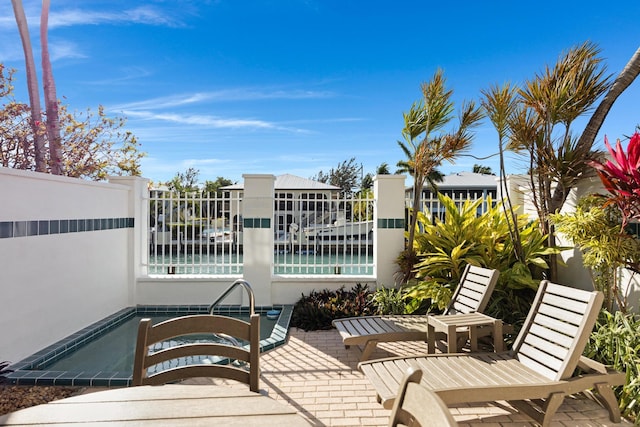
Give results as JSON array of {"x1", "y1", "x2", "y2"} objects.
[
  {"x1": 8, "y1": 305, "x2": 292, "y2": 386},
  {"x1": 46, "y1": 314, "x2": 274, "y2": 373}
]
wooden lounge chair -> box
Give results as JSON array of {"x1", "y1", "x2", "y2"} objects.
[
  {"x1": 332, "y1": 264, "x2": 500, "y2": 360},
  {"x1": 389, "y1": 366, "x2": 458, "y2": 427},
  {"x1": 132, "y1": 314, "x2": 260, "y2": 392},
  {"x1": 359, "y1": 280, "x2": 626, "y2": 427}
]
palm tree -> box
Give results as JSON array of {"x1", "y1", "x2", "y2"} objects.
[
  {"x1": 472, "y1": 164, "x2": 494, "y2": 175},
  {"x1": 577, "y1": 47, "x2": 640, "y2": 158},
  {"x1": 11, "y1": 0, "x2": 46, "y2": 172},
  {"x1": 41, "y1": 0, "x2": 63, "y2": 175},
  {"x1": 504, "y1": 42, "x2": 632, "y2": 281},
  {"x1": 397, "y1": 69, "x2": 483, "y2": 257},
  {"x1": 376, "y1": 163, "x2": 390, "y2": 175}
]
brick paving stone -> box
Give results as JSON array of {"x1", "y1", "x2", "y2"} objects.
[{"x1": 180, "y1": 327, "x2": 632, "y2": 426}]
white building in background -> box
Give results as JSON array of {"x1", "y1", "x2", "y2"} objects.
[
  {"x1": 405, "y1": 171, "x2": 499, "y2": 220},
  {"x1": 222, "y1": 173, "x2": 341, "y2": 233}
]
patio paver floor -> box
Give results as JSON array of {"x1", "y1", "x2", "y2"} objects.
[{"x1": 176, "y1": 327, "x2": 632, "y2": 426}]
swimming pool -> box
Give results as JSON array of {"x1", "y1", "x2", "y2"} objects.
[{"x1": 7, "y1": 305, "x2": 292, "y2": 386}]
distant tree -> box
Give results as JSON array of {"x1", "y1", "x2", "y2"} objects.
[
  {"x1": 0, "y1": 65, "x2": 30, "y2": 168},
  {"x1": 201, "y1": 177, "x2": 234, "y2": 220},
  {"x1": 361, "y1": 173, "x2": 374, "y2": 191},
  {"x1": 312, "y1": 157, "x2": 361, "y2": 196},
  {"x1": 472, "y1": 164, "x2": 494, "y2": 175},
  {"x1": 58, "y1": 105, "x2": 144, "y2": 180},
  {"x1": 203, "y1": 177, "x2": 234, "y2": 196},
  {"x1": 0, "y1": 68, "x2": 144, "y2": 179},
  {"x1": 397, "y1": 69, "x2": 483, "y2": 259},
  {"x1": 168, "y1": 167, "x2": 200, "y2": 193},
  {"x1": 8, "y1": 1, "x2": 143, "y2": 179},
  {"x1": 376, "y1": 162, "x2": 391, "y2": 174}
]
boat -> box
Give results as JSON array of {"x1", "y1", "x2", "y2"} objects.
[{"x1": 303, "y1": 216, "x2": 373, "y2": 243}]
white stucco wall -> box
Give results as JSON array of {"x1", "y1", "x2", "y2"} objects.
[{"x1": 0, "y1": 168, "x2": 136, "y2": 362}]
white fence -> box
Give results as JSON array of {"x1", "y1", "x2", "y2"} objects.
[
  {"x1": 148, "y1": 190, "x2": 243, "y2": 274},
  {"x1": 148, "y1": 189, "x2": 375, "y2": 275},
  {"x1": 409, "y1": 188, "x2": 498, "y2": 223}
]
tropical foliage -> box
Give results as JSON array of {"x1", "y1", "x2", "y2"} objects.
[
  {"x1": 589, "y1": 132, "x2": 640, "y2": 225},
  {"x1": 551, "y1": 195, "x2": 640, "y2": 313},
  {"x1": 291, "y1": 285, "x2": 375, "y2": 331},
  {"x1": 368, "y1": 286, "x2": 409, "y2": 315},
  {"x1": 404, "y1": 194, "x2": 559, "y2": 326},
  {"x1": 397, "y1": 69, "x2": 483, "y2": 256},
  {"x1": 495, "y1": 43, "x2": 612, "y2": 281},
  {"x1": 584, "y1": 310, "x2": 640, "y2": 423}
]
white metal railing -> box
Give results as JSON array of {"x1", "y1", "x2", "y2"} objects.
[
  {"x1": 407, "y1": 188, "x2": 497, "y2": 223},
  {"x1": 147, "y1": 189, "x2": 375, "y2": 276},
  {"x1": 148, "y1": 189, "x2": 243, "y2": 274},
  {"x1": 273, "y1": 192, "x2": 375, "y2": 275}
]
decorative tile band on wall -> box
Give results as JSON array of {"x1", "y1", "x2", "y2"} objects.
[
  {"x1": 0, "y1": 218, "x2": 134, "y2": 239},
  {"x1": 243, "y1": 217, "x2": 271, "y2": 228},
  {"x1": 377, "y1": 218, "x2": 405, "y2": 229}
]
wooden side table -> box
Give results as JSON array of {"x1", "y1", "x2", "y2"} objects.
[{"x1": 427, "y1": 312, "x2": 503, "y2": 353}]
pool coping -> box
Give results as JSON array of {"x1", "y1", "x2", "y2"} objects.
[{"x1": 7, "y1": 304, "x2": 293, "y2": 387}]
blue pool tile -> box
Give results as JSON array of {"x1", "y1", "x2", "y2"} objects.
[
  {"x1": 8, "y1": 305, "x2": 292, "y2": 386},
  {"x1": 0, "y1": 222, "x2": 13, "y2": 238},
  {"x1": 38, "y1": 220, "x2": 49, "y2": 235}
]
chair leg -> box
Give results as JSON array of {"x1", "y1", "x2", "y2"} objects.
[
  {"x1": 594, "y1": 382, "x2": 622, "y2": 423},
  {"x1": 540, "y1": 392, "x2": 565, "y2": 427},
  {"x1": 509, "y1": 392, "x2": 565, "y2": 427},
  {"x1": 360, "y1": 340, "x2": 379, "y2": 361}
]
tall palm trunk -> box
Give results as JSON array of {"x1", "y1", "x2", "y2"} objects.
[
  {"x1": 579, "y1": 47, "x2": 640, "y2": 149},
  {"x1": 551, "y1": 47, "x2": 640, "y2": 208},
  {"x1": 11, "y1": 0, "x2": 46, "y2": 172},
  {"x1": 41, "y1": 0, "x2": 63, "y2": 175}
]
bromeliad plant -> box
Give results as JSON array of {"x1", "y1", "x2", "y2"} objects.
[
  {"x1": 589, "y1": 132, "x2": 640, "y2": 226},
  {"x1": 405, "y1": 194, "x2": 560, "y2": 326}
]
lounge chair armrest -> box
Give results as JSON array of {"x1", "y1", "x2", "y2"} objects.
[{"x1": 578, "y1": 355, "x2": 610, "y2": 374}]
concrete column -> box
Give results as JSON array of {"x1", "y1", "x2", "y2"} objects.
[
  {"x1": 373, "y1": 174, "x2": 406, "y2": 288},
  {"x1": 109, "y1": 176, "x2": 150, "y2": 305},
  {"x1": 241, "y1": 174, "x2": 275, "y2": 306}
]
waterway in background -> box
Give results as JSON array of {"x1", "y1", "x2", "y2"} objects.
[{"x1": 148, "y1": 252, "x2": 373, "y2": 275}]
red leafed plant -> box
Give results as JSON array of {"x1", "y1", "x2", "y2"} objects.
[{"x1": 589, "y1": 132, "x2": 640, "y2": 225}]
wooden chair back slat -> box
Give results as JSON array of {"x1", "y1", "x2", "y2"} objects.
[
  {"x1": 445, "y1": 265, "x2": 500, "y2": 315},
  {"x1": 132, "y1": 313, "x2": 260, "y2": 392},
  {"x1": 512, "y1": 281, "x2": 603, "y2": 381}
]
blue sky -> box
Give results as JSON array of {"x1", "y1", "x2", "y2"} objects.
[{"x1": 1, "y1": 1, "x2": 639, "y2": 185}]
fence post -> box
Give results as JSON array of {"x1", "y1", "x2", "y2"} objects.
[
  {"x1": 373, "y1": 175, "x2": 406, "y2": 288},
  {"x1": 108, "y1": 176, "x2": 150, "y2": 304},
  {"x1": 242, "y1": 174, "x2": 275, "y2": 305}
]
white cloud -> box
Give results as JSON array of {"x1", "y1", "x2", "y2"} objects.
[
  {"x1": 113, "y1": 88, "x2": 335, "y2": 111},
  {"x1": 0, "y1": 4, "x2": 183, "y2": 33},
  {"x1": 49, "y1": 40, "x2": 86, "y2": 61},
  {"x1": 48, "y1": 6, "x2": 183, "y2": 29},
  {"x1": 123, "y1": 110, "x2": 316, "y2": 135}
]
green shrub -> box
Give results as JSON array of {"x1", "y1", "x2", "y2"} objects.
[
  {"x1": 405, "y1": 194, "x2": 559, "y2": 327},
  {"x1": 291, "y1": 284, "x2": 375, "y2": 331},
  {"x1": 369, "y1": 286, "x2": 410, "y2": 315},
  {"x1": 584, "y1": 310, "x2": 640, "y2": 423}
]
